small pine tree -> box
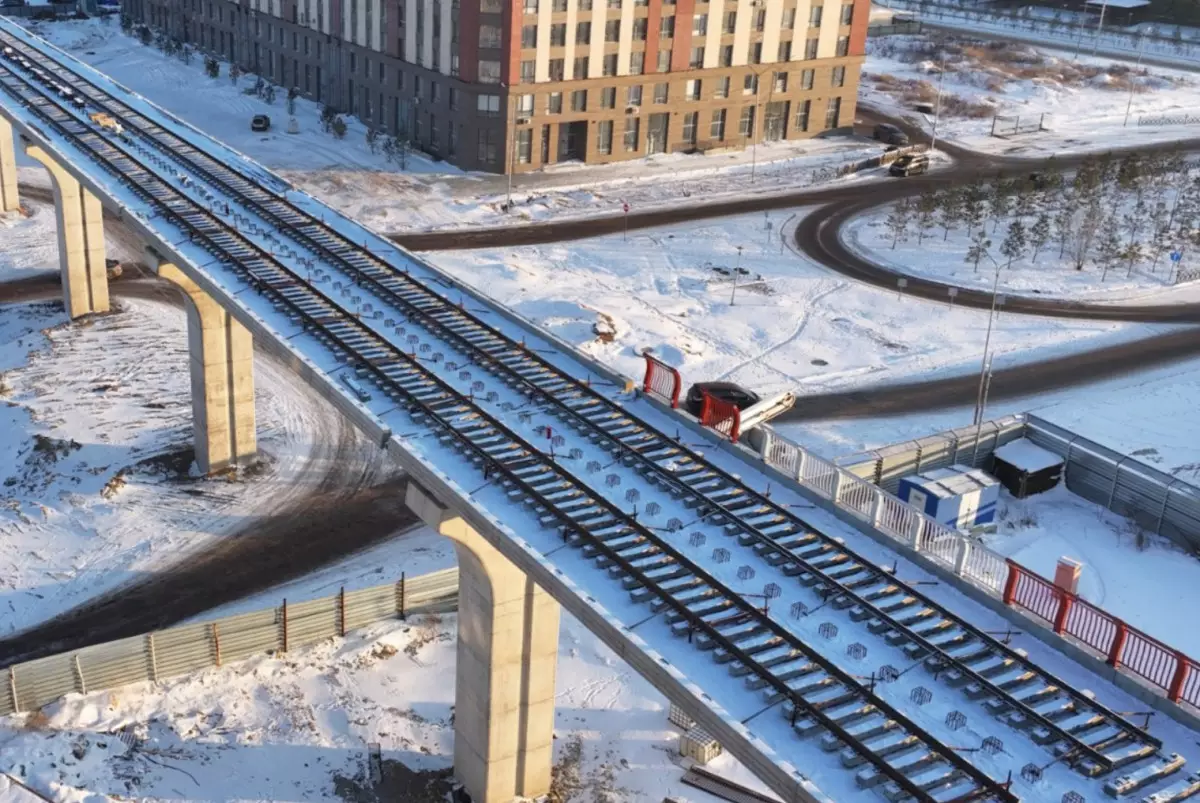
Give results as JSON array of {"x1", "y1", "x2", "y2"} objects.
[
  {"x1": 1121, "y1": 240, "x2": 1145, "y2": 277},
  {"x1": 1029, "y1": 212, "x2": 1051, "y2": 263},
  {"x1": 1000, "y1": 218, "x2": 1027, "y2": 269},
  {"x1": 331, "y1": 115, "x2": 348, "y2": 139},
  {"x1": 320, "y1": 105, "x2": 336, "y2": 133},
  {"x1": 987, "y1": 178, "x2": 1013, "y2": 234},
  {"x1": 965, "y1": 229, "x2": 992, "y2": 273},
  {"x1": 120, "y1": 13, "x2": 132, "y2": 33},
  {"x1": 264, "y1": 85, "x2": 276, "y2": 104},
  {"x1": 138, "y1": 25, "x2": 152, "y2": 46},
  {"x1": 230, "y1": 64, "x2": 242, "y2": 85},
  {"x1": 962, "y1": 175, "x2": 987, "y2": 237},
  {"x1": 205, "y1": 55, "x2": 220, "y2": 79},
  {"x1": 1096, "y1": 215, "x2": 1123, "y2": 280},
  {"x1": 885, "y1": 198, "x2": 913, "y2": 250},
  {"x1": 938, "y1": 187, "x2": 963, "y2": 242},
  {"x1": 1054, "y1": 187, "x2": 1076, "y2": 259},
  {"x1": 915, "y1": 187, "x2": 938, "y2": 245},
  {"x1": 1014, "y1": 179, "x2": 1037, "y2": 219},
  {"x1": 365, "y1": 128, "x2": 380, "y2": 155},
  {"x1": 287, "y1": 87, "x2": 298, "y2": 116}
]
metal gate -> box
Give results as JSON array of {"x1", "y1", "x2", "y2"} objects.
[{"x1": 647, "y1": 112, "x2": 669, "y2": 154}]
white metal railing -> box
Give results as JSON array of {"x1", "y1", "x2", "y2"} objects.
[{"x1": 759, "y1": 428, "x2": 1009, "y2": 596}]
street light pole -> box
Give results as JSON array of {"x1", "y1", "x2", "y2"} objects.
[
  {"x1": 731, "y1": 245, "x2": 744, "y2": 306},
  {"x1": 929, "y1": 53, "x2": 946, "y2": 153},
  {"x1": 1123, "y1": 31, "x2": 1145, "y2": 127},
  {"x1": 972, "y1": 257, "x2": 1003, "y2": 429},
  {"x1": 751, "y1": 68, "x2": 763, "y2": 183},
  {"x1": 504, "y1": 84, "x2": 517, "y2": 213}
]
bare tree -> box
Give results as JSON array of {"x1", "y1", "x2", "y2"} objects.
[
  {"x1": 987, "y1": 178, "x2": 1014, "y2": 234},
  {"x1": 886, "y1": 198, "x2": 914, "y2": 250},
  {"x1": 1029, "y1": 212, "x2": 1051, "y2": 263},
  {"x1": 1000, "y1": 218, "x2": 1027, "y2": 269},
  {"x1": 938, "y1": 186, "x2": 963, "y2": 242},
  {"x1": 1096, "y1": 213, "x2": 1123, "y2": 281},
  {"x1": 965, "y1": 229, "x2": 992, "y2": 273},
  {"x1": 915, "y1": 187, "x2": 938, "y2": 245}
]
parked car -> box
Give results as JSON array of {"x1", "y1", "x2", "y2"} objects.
[
  {"x1": 873, "y1": 122, "x2": 909, "y2": 146},
  {"x1": 890, "y1": 153, "x2": 930, "y2": 177},
  {"x1": 251, "y1": 114, "x2": 271, "y2": 132},
  {"x1": 685, "y1": 381, "x2": 761, "y2": 418},
  {"x1": 0, "y1": 0, "x2": 27, "y2": 8}
]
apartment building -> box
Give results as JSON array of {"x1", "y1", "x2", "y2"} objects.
[{"x1": 124, "y1": 0, "x2": 869, "y2": 173}]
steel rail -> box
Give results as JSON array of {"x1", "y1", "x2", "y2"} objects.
[
  {"x1": 0, "y1": 62, "x2": 1015, "y2": 803},
  {"x1": 0, "y1": 28, "x2": 1157, "y2": 775}
]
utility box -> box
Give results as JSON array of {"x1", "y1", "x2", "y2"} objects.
[
  {"x1": 991, "y1": 438, "x2": 1064, "y2": 498},
  {"x1": 897, "y1": 465, "x2": 1000, "y2": 529},
  {"x1": 680, "y1": 726, "x2": 722, "y2": 764},
  {"x1": 668, "y1": 703, "x2": 695, "y2": 730},
  {"x1": 1055, "y1": 557, "x2": 1082, "y2": 595}
]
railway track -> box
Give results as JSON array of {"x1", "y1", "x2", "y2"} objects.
[{"x1": 1, "y1": 24, "x2": 1195, "y2": 802}]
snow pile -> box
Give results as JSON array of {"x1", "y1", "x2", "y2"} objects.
[{"x1": 0, "y1": 614, "x2": 768, "y2": 803}]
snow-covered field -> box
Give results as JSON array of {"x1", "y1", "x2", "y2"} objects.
[
  {"x1": 0, "y1": 613, "x2": 772, "y2": 803},
  {"x1": 863, "y1": 32, "x2": 1200, "y2": 156}
]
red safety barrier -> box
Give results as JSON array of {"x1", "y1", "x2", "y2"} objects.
[
  {"x1": 699, "y1": 391, "x2": 741, "y2": 443},
  {"x1": 642, "y1": 353, "x2": 681, "y2": 408},
  {"x1": 1003, "y1": 560, "x2": 1200, "y2": 708}
]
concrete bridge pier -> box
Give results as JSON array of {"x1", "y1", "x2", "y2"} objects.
[
  {"x1": 157, "y1": 262, "x2": 257, "y2": 475},
  {"x1": 406, "y1": 482, "x2": 560, "y2": 803},
  {"x1": 23, "y1": 142, "x2": 109, "y2": 319},
  {"x1": 0, "y1": 117, "x2": 17, "y2": 213}
]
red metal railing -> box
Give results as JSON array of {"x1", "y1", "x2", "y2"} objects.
[
  {"x1": 1003, "y1": 560, "x2": 1198, "y2": 706},
  {"x1": 642, "y1": 353, "x2": 681, "y2": 408},
  {"x1": 700, "y1": 391, "x2": 741, "y2": 443}
]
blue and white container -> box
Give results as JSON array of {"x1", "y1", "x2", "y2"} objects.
[{"x1": 897, "y1": 464, "x2": 1000, "y2": 530}]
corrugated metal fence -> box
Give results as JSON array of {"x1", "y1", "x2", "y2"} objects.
[
  {"x1": 1023, "y1": 415, "x2": 1200, "y2": 554},
  {"x1": 1, "y1": 568, "x2": 458, "y2": 716}
]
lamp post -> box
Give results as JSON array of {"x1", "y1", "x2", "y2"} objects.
[
  {"x1": 929, "y1": 53, "x2": 946, "y2": 153},
  {"x1": 731, "y1": 245, "x2": 744, "y2": 306},
  {"x1": 1123, "y1": 31, "x2": 1145, "y2": 127},
  {"x1": 970, "y1": 256, "x2": 1004, "y2": 463},
  {"x1": 501, "y1": 83, "x2": 519, "y2": 212}
]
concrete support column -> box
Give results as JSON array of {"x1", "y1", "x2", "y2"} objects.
[
  {"x1": 157, "y1": 262, "x2": 257, "y2": 475},
  {"x1": 0, "y1": 117, "x2": 18, "y2": 213},
  {"x1": 406, "y1": 482, "x2": 559, "y2": 803},
  {"x1": 23, "y1": 144, "x2": 109, "y2": 319}
]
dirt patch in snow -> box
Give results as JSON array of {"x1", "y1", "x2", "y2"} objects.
[{"x1": 332, "y1": 757, "x2": 454, "y2": 803}]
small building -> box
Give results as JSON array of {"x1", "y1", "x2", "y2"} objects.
[
  {"x1": 898, "y1": 465, "x2": 1000, "y2": 529},
  {"x1": 679, "y1": 726, "x2": 723, "y2": 764},
  {"x1": 991, "y1": 438, "x2": 1064, "y2": 498}
]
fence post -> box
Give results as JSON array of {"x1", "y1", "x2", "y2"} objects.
[
  {"x1": 1108, "y1": 621, "x2": 1129, "y2": 667},
  {"x1": 1156, "y1": 479, "x2": 1179, "y2": 535},
  {"x1": 282, "y1": 599, "x2": 289, "y2": 653},
  {"x1": 399, "y1": 572, "x2": 407, "y2": 620},
  {"x1": 9, "y1": 666, "x2": 18, "y2": 712},
  {"x1": 146, "y1": 633, "x2": 159, "y2": 682},
  {"x1": 1168, "y1": 653, "x2": 1190, "y2": 703},
  {"x1": 1002, "y1": 560, "x2": 1020, "y2": 606},
  {"x1": 830, "y1": 471, "x2": 843, "y2": 505},
  {"x1": 1108, "y1": 456, "x2": 1128, "y2": 510},
  {"x1": 1053, "y1": 592, "x2": 1073, "y2": 635},
  {"x1": 73, "y1": 654, "x2": 87, "y2": 695},
  {"x1": 211, "y1": 622, "x2": 222, "y2": 667},
  {"x1": 339, "y1": 586, "x2": 347, "y2": 637},
  {"x1": 909, "y1": 516, "x2": 924, "y2": 552},
  {"x1": 953, "y1": 538, "x2": 971, "y2": 576},
  {"x1": 795, "y1": 449, "x2": 806, "y2": 483},
  {"x1": 870, "y1": 491, "x2": 885, "y2": 529}
]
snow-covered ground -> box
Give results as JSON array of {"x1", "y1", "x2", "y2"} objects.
[
  {"x1": 420, "y1": 208, "x2": 1157, "y2": 400},
  {"x1": 0, "y1": 613, "x2": 773, "y2": 803},
  {"x1": 863, "y1": 32, "x2": 1200, "y2": 156}
]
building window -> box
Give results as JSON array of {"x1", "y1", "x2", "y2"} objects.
[
  {"x1": 841, "y1": 3, "x2": 853, "y2": 25},
  {"x1": 575, "y1": 56, "x2": 590, "y2": 77},
  {"x1": 576, "y1": 21, "x2": 592, "y2": 44},
  {"x1": 431, "y1": 82, "x2": 440, "y2": 102},
  {"x1": 481, "y1": 0, "x2": 502, "y2": 9},
  {"x1": 478, "y1": 94, "x2": 501, "y2": 115},
  {"x1": 831, "y1": 65, "x2": 845, "y2": 87},
  {"x1": 601, "y1": 86, "x2": 617, "y2": 108},
  {"x1": 836, "y1": 36, "x2": 849, "y2": 56},
  {"x1": 549, "y1": 58, "x2": 565, "y2": 80},
  {"x1": 549, "y1": 22, "x2": 566, "y2": 45},
  {"x1": 524, "y1": 0, "x2": 538, "y2": 12},
  {"x1": 753, "y1": 9, "x2": 766, "y2": 30},
  {"x1": 548, "y1": 92, "x2": 563, "y2": 113},
  {"x1": 682, "y1": 111, "x2": 697, "y2": 145},
  {"x1": 517, "y1": 129, "x2": 533, "y2": 163},
  {"x1": 449, "y1": 126, "x2": 458, "y2": 156},
  {"x1": 660, "y1": 16, "x2": 674, "y2": 38},
  {"x1": 654, "y1": 82, "x2": 668, "y2": 103},
  {"x1": 689, "y1": 46, "x2": 704, "y2": 68},
  {"x1": 480, "y1": 60, "x2": 502, "y2": 83},
  {"x1": 801, "y1": 68, "x2": 814, "y2": 89},
  {"x1": 809, "y1": 5, "x2": 822, "y2": 26},
  {"x1": 624, "y1": 116, "x2": 640, "y2": 151},
  {"x1": 521, "y1": 60, "x2": 536, "y2": 81},
  {"x1": 716, "y1": 75, "x2": 730, "y2": 98},
  {"x1": 795, "y1": 99, "x2": 810, "y2": 131},
  {"x1": 783, "y1": 8, "x2": 796, "y2": 28},
  {"x1": 553, "y1": 0, "x2": 568, "y2": 9},
  {"x1": 633, "y1": 18, "x2": 648, "y2": 40},
  {"x1": 723, "y1": 10, "x2": 736, "y2": 32},
  {"x1": 750, "y1": 42, "x2": 763, "y2": 63},
  {"x1": 571, "y1": 89, "x2": 588, "y2": 111},
  {"x1": 518, "y1": 93, "x2": 535, "y2": 115},
  {"x1": 774, "y1": 71, "x2": 788, "y2": 92},
  {"x1": 603, "y1": 53, "x2": 618, "y2": 75},
  {"x1": 805, "y1": 38, "x2": 818, "y2": 59},
  {"x1": 710, "y1": 108, "x2": 726, "y2": 140},
  {"x1": 578, "y1": 0, "x2": 592, "y2": 8},
  {"x1": 627, "y1": 84, "x2": 643, "y2": 106},
  {"x1": 597, "y1": 119, "x2": 614, "y2": 154},
  {"x1": 630, "y1": 51, "x2": 645, "y2": 74},
  {"x1": 686, "y1": 78, "x2": 701, "y2": 100},
  {"x1": 605, "y1": 20, "x2": 620, "y2": 41},
  {"x1": 478, "y1": 129, "x2": 498, "y2": 163},
  {"x1": 825, "y1": 96, "x2": 841, "y2": 128},
  {"x1": 720, "y1": 44, "x2": 733, "y2": 67},
  {"x1": 656, "y1": 51, "x2": 671, "y2": 72},
  {"x1": 778, "y1": 40, "x2": 792, "y2": 61},
  {"x1": 693, "y1": 13, "x2": 707, "y2": 35},
  {"x1": 521, "y1": 24, "x2": 537, "y2": 48},
  {"x1": 739, "y1": 105, "x2": 755, "y2": 137},
  {"x1": 743, "y1": 74, "x2": 758, "y2": 95}
]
